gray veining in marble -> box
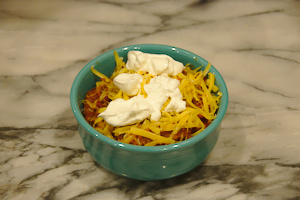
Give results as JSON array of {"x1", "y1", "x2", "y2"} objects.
[{"x1": 1, "y1": 0, "x2": 300, "y2": 199}]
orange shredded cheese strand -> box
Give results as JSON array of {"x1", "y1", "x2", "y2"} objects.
[{"x1": 91, "y1": 65, "x2": 110, "y2": 82}]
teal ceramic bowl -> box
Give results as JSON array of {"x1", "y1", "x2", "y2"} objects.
[{"x1": 70, "y1": 44, "x2": 228, "y2": 181}]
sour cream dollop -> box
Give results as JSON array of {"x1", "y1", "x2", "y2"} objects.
[
  {"x1": 98, "y1": 95, "x2": 153, "y2": 127},
  {"x1": 98, "y1": 51, "x2": 187, "y2": 126},
  {"x1": 144, "y1": 75, "x2": 186, "y2": 121},
  {"x1": 113, "y1": 73, "x2": 143, "y2": 96},
  {"x1": 126, "y1": 51, "x2": 185, "y2": 76}
]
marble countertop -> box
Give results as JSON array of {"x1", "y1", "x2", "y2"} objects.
[{"x1": 1, "y1": 0, "x2": 300, "y2": 199}]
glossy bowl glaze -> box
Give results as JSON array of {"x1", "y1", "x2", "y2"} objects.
[{"x1": 70, "y1": 44, "x2": 228, "y2": 181}]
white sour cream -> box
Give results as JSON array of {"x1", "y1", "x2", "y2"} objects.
[
  {"x1": 113, "y1": 73, "x2": 143, "y2": 96},
  {"x1": 98, "y1": 51, "x2": 187, "y2": 126},
  {"x1": 144, "y1": 75, "x2": 186, "y2": 121},
  {"x1": 98, "y1": 95, "x2": 153, "y2": 127},
  {"x1": 100, "y1": 75, "x2": 186, "y2": 126},
  {"x1": 126, "y1": 51, "x2": 185, "y2": 76},
  {"x1": 164, "y1": 89, "x2": 186, "y2": 113}
]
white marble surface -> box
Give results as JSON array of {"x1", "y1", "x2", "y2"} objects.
[{"x1": 1, "y1": 0, "x2": 300, "y2": 199}]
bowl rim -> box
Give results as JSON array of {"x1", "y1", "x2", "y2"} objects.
[{"x1": 70, "y1": 44, "x2": 228, "y2": 153}]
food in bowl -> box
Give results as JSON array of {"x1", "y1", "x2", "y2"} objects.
[
  {"x1": 83, "y1": 50, "x2": 222, "y2": 146},
  {"x1": 70, "y1": 44, "x2": 228, "y2": 181}
]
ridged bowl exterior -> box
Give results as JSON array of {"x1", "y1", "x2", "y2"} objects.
[
  {"x1": 70, "y1": 44, "x2": 228, "y2": 181},
  {"x1": 78, "y1": 123, "x2": 220, "y2": 180}
]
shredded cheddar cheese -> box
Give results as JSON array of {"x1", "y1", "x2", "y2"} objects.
[{"x1": 83, "y1": 51, "x2": 222, "y2": 146}]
